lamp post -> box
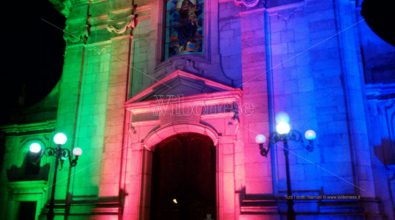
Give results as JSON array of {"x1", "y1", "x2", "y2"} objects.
[
  {"x1": 29, "y1": 132, "x2": 82, "y2": 220},
  {"x1": 255, "y1": 116, "x2": 316, "y2": 220}
]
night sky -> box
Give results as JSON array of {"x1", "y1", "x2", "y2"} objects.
[
  {"x1": 0, "y1": 0, "x2": 65, "y2": 123},
  {"x1": 361, "y1": 0, "x2": 395, "y2": 47}
]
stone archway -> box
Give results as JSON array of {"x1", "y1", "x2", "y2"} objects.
[
  {"x1": 125, "y1": 121, "x2": 239, "y2": 220},
  {"x1": 140, "y1": 124, "x2": 220, "y2": 220},
  {"x1": 124, "y1": 80, "x2": 242, "y2": 219},
  {"x1": 149, "y1": 133, "x2": 216, "y2": 220}
]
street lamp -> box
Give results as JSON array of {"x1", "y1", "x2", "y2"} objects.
[
  {"x1": 29, "y1": 132, "x2": 82, "y2": 220},
  {"x1": 255, "y1": 116, "x2": 316, "y2": 220}
]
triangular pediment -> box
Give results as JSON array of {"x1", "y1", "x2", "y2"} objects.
[{"x1": 127, "y1": 70, "x2": 236, "y2": 103}]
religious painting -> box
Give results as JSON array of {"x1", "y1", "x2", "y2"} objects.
[{"x1": 165, "y1": 0, "x2": 204, "y2": 59}]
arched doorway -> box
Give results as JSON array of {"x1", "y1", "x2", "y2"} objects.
[{"x1": 150, "y1": 133, "x2": 216, "y2": 220}]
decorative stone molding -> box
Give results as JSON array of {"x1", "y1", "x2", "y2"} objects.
[
  {"x1": 8, "y1": 180, "x2": 48, "y2": 195},
  {"x1": 366, "y1": 83, "x2": 395, "y2": 100},
  {"x1": 106, "y1": 15, "x2": 137, "y2": 34},
  {"x1": 234, "y1": 0, "x2": 260, "y2": 8},
  {"x1": 153, "y1": 56, "x2": 233, "y2": 87},
  {"x1": 143, "y1": 123, "x2": 219, "y2": 150},
  {"x1": 106, "y1": 5, "x2": 138, "y2": 35},
  {"x1": 126, "y1": 70, "x2": 239, "y2": 104}
]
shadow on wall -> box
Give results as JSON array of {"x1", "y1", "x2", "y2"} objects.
[
  {"x1": 62, "y1": 188, "x2": 125, "y2": 218},
  {"x1": 6, "y1": 158, "x2": 50, "y2": 182},
  {"x1": 0, "y1": 133, "x2": 4, "y2": 174},
  {"x1": 374, "y1": 138, "x2": 395, "y2": 166}
]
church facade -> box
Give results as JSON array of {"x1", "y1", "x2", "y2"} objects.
[{"x1": 1, "y1": 0, "x2": 395, "y2": 219}]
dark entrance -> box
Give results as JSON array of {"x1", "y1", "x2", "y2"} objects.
[
  {"x1": 17, "y1": 201, "x2": 36, "y2": 220},
  {"x1": 150, "y1": 133, "x2": 216, "y2": 220}
]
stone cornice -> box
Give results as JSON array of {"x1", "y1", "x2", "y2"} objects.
[
  {"x1": 8, "y1": 180, "x2": 48, "y2": 194},
  {"x1": 0, "y1": 121, "x2": 56, "y2": 135},
  {"x1": 366, "y1": 83, "x2": 395, "y2": 100}
]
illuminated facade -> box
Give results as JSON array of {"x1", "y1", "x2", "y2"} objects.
[{"x1": 1, "y1": 0, "x2": 395, "y2": 219}]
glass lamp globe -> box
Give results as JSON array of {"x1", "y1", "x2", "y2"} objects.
[
  {"x1": 304, "y1": 129, "x2": 317, "y2": 140},
  {"x1": 276, "y1": 121, "x2": 291, "y2": 135},
  {"x1": 73, "y1": 147, "x2": 83, "y2": 156},
  {"x1": 29, "y1": 142, "x2": 42, "y2": 153},
  {"x1": 53, "y1": 132, "x2": 67, "y2": 145},
  {"x1": 255, "y1": 134, "x2": 266, "y2": 144}
]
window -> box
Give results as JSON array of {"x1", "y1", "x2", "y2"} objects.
[{"x1": 164, "y1": 0, "x2": 204, "y2": 59}]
